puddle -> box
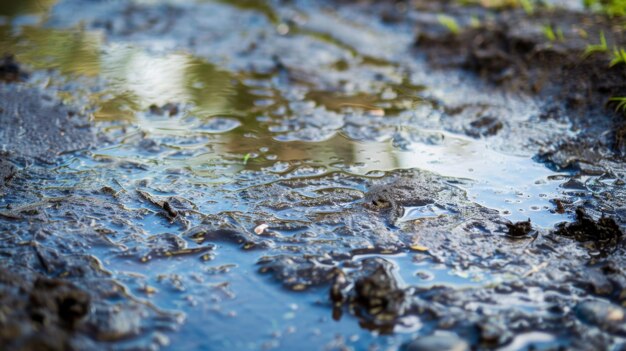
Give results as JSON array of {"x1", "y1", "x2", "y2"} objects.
[
  {"x1": 398, "y1": 205, "x2": 451, "y2": 222},
  {"x1": 498, "y1": 332, "x2": 560, "y2": 351},
  {"x1": 0, "y1": 0, "x2": 607, "y2": 350}
]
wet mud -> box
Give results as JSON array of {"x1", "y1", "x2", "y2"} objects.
[
  {"x1": 0, "y1": 85, "x2": 94, "y2": 160},
  {"x1": 1, "y1": 0, "x2": 626, "y2": 350},
  {"x1": 408, "y1": 1, "x2": 626, "y2": 176}
]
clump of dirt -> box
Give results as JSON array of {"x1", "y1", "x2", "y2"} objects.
[
  {"x1": 575, "y1": 262, "x2": 626, "y2": 306},
  {"x1": 0, "y1": 157, "x2": 17, "y2": 188},
  {"x1": 363, "y1": 176, "x2": 438, "y2": 225},
  {"x1": 331, "y1": 258, "x2": 414, "y2": 333},
  {"x1": 536, "y1": 138, "x2": 608, "y2": 174},
  {"x1": 575, "y1": 300, "x2": 626, "y2": 334},
  {"x1": 505, "y1": 219, "x2": 533, "y2": 238},
  {"x1": 27, "y1": 277, "x2": 91, "y2": 329},
  {"x1": 148, "y1": 103, "x2": 179, "y2": 117},
  {"x1": 465, "y1": 115, "x2": 503, "y2": 138},
  {"x1": 0, "y1": 55, "x2": 28, "y2": 82},
  {"x1": 259, "y1": 255, "x2": 339, "y2": 291},
  {"x1": 555, "y1": 207, "x2": 623, "y2": 250}
]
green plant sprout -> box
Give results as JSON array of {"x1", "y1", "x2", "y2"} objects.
[
  {"x1": 542, "y1": 25, "x2": 556, "y2": 41},
  {"x1": 470, "y1": 16, "x2": 481, "y2": 28},
  {"x1": 556, "y1": 27, "x2": 565, "y2": 42},
  {"x1": 242, "y1": 153, "x2": 251, "y2": 165},
  {"x1": 584, "y1": 0, "x2": 626, "y2": 17},
  {"x1": 609, "y1": 97, "x2": 626, "y2": 114},
  {"x1": 437, "y1": 15, "x2": 460, "y2": 35},
  {"x1": 519, "y1": 0, "x2": 534, "y2": 14},
  {"x1": 582, "y1": 31, "x2": 608, "y2": 58},
  {"x1": 610, "y1": 47, "x2": 626, "y2": 67}
]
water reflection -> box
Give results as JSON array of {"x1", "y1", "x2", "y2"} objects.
[
  {"x1": 0, "y1": 25, "x2": 100, "y2": 76},
  {"x1": 98, "y1": 46, "x2": 257, "y2": 120},
  {"x1": 1, "y1": 24, "x2": 256, "y2": 121},
  {"x1": 0, "y1": 0, "x2": 57, "y2": 18},
  {"x1": 2, "y1": 21, "x2": 568, "y2": 227}
]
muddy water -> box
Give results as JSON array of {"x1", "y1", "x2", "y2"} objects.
[{"x1": 0, "y1": 0, "x2": 603, "y2": 350}]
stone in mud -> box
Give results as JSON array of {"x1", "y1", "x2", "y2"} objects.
[
  {"x1": 555, "y1": 207, "x2": 622, "y2": 248},
  {"x1": 364, "y1": 176, "x2": 436, "y2": 224},
  {"x1": 562, "y1": 178, "x2": 587, "y2": 190},
  {"x1": 505, "y1": 219, "x2": 533, "y2": 238},
  {"x1": 0, "y1": 85, "x2": 93, "y2": 160},
  {"x1": 537, "y1": 139, "x2": 606, "y2": 174},
  {"x1": 89, "y1": 305, "x2": 145, "y2": 341},
  {"x1": 401, "y1": 333, "x2": 469, "y2": 351},
  {"x1": 476, "y1": 320, "x2": 511, "y2": 346},
  {"x1": 466, "y1": 116, "x2": 503, "y2": 138},
  {"x1": 575, "y1": 300, "x2": 625, "y2": 332}
]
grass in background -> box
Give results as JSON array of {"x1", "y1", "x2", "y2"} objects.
[
  {"x1": 610, "y1": 47, "x2": 626, "y2": 66},
  {"x1": 584, "y1": 0, "x2": 626, "y2": 17},
  {"x1": 437, "y1": 15, "x2": 461, "y2": 35},
  {"x1": 609, "y1": 97, "x2": 626, "y2": 115},
  {"x1": 582, "y1": 31, "x2": 609, "y2": 58}
]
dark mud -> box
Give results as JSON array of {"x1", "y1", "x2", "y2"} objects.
[
  {"x1": 0, "y1": 55, "x2": 28, "y2": 82},
  {"x1": 0, "y1": 169, "x2": 185, "y2": 349},
  {"x1": 556, "y1": 207, "x2": 623, "y2": 252},
  {"x1": 0, "y1": 157, "x2": 16, "y2": 188},
  {"x1": 408, "y1": 1, "x2": 626, "y2": 174},
  {"x1": 506, "y1": 219, "x2": 534, "y2": 238},
  {"x1": 1, "y1": 0, "x2": 626, "y2": 350},
  {"x1": 0, "y1": 84, "x2": 94, "y2": 160}
]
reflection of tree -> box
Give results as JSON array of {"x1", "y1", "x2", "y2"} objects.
[
  {"x1": 184, "y1": 57, "x2": 257, "y2": 117},
  {"x1": 0, "y1": 25, "x2": 101, "y2": 76},
  {"x1": 0, "y1": 19, "x2": 375, "y2": 174},
  {"x1": 96, "y1": 47, "x2": 261, "y2": 121},
  {"x1": 0, "y1": 0, "x2": 57, "y2": 17},
  {"x1": 215, "y1": 0, "x2": 279, "y2": 24}
]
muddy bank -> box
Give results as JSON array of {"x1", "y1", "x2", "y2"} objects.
[
  {"x1": 0, "y1": 166, "x2": 187, "y2": 350},
  {"x1": 0, "y1": 68, "x2": 181, "y2": 349},
  {"x1": 407, "y1": 2, "x2": 626, "y2": 167},
  {"x1": 0, "y1": 84, "x2": 94, "y2": 161}
]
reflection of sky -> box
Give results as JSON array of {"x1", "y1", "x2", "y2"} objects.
[
  {"x1": 102, "y1": 47, "x2": 191, "y2": 109},
  {"x1": 394, "y1": 131, "x2": 567, "y2": 226},
  {"x1": 98, "y1": 44, "x2": 242, "y2": 120}
]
